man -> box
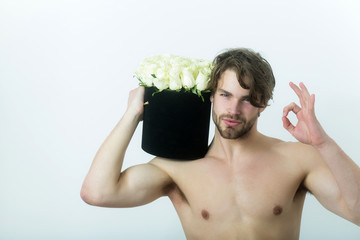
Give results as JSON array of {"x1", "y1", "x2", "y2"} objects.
[{"x1": 81, "y1": 48, "x2": 360, "y2": 240}]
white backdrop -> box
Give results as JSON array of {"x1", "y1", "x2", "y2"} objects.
[{"x1": 1, "y1": 0, "x2": 360, "y2": 239}]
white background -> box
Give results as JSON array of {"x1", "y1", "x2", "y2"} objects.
[{"x1": 1, "y1": 0, "x2": 360, "y2": 239}]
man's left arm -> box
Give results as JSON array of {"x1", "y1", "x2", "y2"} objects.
[{"x1": 282, "y1": 82, "x2": 360, "y2": 226}]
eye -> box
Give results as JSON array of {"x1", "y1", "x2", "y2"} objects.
[
  {"x1": 220, "y1": 93, "x2": 230, "y2": 98},
  {"x1": 243, "y1": 97, "x2": 250, "y2": 102}
]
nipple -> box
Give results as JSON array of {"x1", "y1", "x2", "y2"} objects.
[
  {"x1": 273, "y1": 205, "x2": 283, "y2": 216},
  {"x1": 201, "y1": 209, "x2": 210, "y2": 220}
]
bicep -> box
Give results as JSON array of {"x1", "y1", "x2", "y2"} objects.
[
  {"x1": 304, "y1": 157, "x2": 352, "y2": 220},
  {"x1": 106, "y1": 162, "x2": 173, "y2": 208}
]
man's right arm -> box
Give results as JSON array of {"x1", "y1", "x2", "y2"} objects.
[{"x1": 80, "y1": 87, "x2": 173, "y2": 207}]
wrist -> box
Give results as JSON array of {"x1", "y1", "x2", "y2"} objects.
[
  {"x1": 313, "y1": 134, "x2": 334, "y2": 151},
  {"x1": 124, "y1": 107, "x2": 143, "y2": 123}
]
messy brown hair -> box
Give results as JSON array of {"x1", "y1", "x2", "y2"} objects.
[{"x1": 209, "y1": 48, "x2": 275, "y2": 108}]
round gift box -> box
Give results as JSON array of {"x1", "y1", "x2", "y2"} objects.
[{"x1": 142, "y1": 87, "x2": 212, "y2": 160}]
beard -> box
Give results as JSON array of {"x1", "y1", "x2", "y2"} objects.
[{"x1": 212, "y1": 112, "x2": 258, "y2": 140}]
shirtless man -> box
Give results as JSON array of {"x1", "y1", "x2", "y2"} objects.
[{"x1": 81, "y1": 48, "x2": 360, "y2": 240}]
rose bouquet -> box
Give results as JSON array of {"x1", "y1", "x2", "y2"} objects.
[
  {"x1": 135, "y1": 54, "x2": 213, "y2": 160},
  {"x1": 134, "y1": 54, "x2": 213, "y2": 100}
]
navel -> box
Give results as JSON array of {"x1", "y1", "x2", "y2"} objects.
[
  {"x1": 201, "y1": 209, "x2": 210, "y2": 220},
  {"x1": 273, "y1": 205, "x2": 283, "y2": 216}
]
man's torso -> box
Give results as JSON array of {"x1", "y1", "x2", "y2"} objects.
[{"x1": 151, "y1": 138, "x2": 314, "y2": 240}]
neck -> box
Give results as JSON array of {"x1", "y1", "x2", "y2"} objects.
[{"x1": 207, "y1": 123, "x2": 263, "y2": 164}]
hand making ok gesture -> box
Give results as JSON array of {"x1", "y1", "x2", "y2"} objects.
[{"x1": 282, "y1": 82, "x2": 329, "y2": 147}]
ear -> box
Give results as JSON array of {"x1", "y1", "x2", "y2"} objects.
[
  {"x1": 258, "y1": 107, "x2": 266, "y2": 117},
  {"x1": 210, "y1": 94, "x2": 214, "y2": 103}
]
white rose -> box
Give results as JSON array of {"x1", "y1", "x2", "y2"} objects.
[
  {"x1": 153, "y1": 67, "x2": 169, "y2": 91},
  {"x1": 181, "y1": 67, "x2": 195, "y2": 89},
  {"x1": 135, "y1": 55, "x2": 213, "y2": 97},
  {"x1": 195, "y1": 71, "x2": 210, "y2": 91},
  {"x1": 190, "y1": 60, "x2": 200, "y2": 72},
  {"x1": 135, "y1": 60, "x2": 157, "y2": 86},
  {"x1": 155, "y1": 67, "x2": 167, "y2": 80},
  {"x1": 142, "y1": 74, "x2": 154, "y2": 86},
  {"x1": 169, "y1": 67, "x2": 182, "y2": 90},
  {"x1": 141, "y1": 63, "x2": 159, "y2": 86},
  {"x1": 153, "y1": 77, "x2": 169, "y2": 91}
]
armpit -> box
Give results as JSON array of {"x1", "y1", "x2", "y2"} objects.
[{"x1": 163, "y1": 182, "x2": 188, "y2": 206}]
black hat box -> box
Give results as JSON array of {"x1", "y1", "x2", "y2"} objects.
[{"x1": 141, "y1": 87, "x2": 212, "y2": 160}]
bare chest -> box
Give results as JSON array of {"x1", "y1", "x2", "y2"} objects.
[{"x1": 167, "y1": 158, "x2": 306, "y2": 238}]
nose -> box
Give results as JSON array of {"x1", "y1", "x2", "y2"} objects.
[{"x1": 227, "y1": 99, "x2": 241, "y2": 115}]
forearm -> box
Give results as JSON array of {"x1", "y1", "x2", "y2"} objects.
[
  {"x1": 81, "y1": 110, "x2": 141, "y2": 204},
  {"x1": 315, "y1": 136, "x2": 360, "y2": 217}
]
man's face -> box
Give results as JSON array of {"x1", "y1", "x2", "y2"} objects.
[{"x1": 211, "y1": 69, "x2": 264, "y2": 140}]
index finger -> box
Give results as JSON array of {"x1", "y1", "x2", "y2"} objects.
[{"x1": 289, "y1": 82, "x2": 305, "y2": 107}]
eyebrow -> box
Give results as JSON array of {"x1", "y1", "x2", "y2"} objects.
[{"x1": 218, "y1": 88, "x2": 233, "y2": 96}]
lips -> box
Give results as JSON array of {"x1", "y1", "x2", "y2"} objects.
[{"x1": 223, "y1": 118, "x2": 242, "y2": 127}]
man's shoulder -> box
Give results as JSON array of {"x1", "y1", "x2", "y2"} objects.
[
  {"x1": 273, "y1": 139, "x2": 314, "y2": 151},
  {"x1": 149, "y1": 157, "x2": 178, "y2": 171},
  {"x1": 149, "y1": 156, "x2": 203, "y2": 175},
  {"x1": 150, "y1": 156, "x2": 202, "y2": 165},
  {"x1": 268, "y1": 138, "x2": 319, "y2": 162}
]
